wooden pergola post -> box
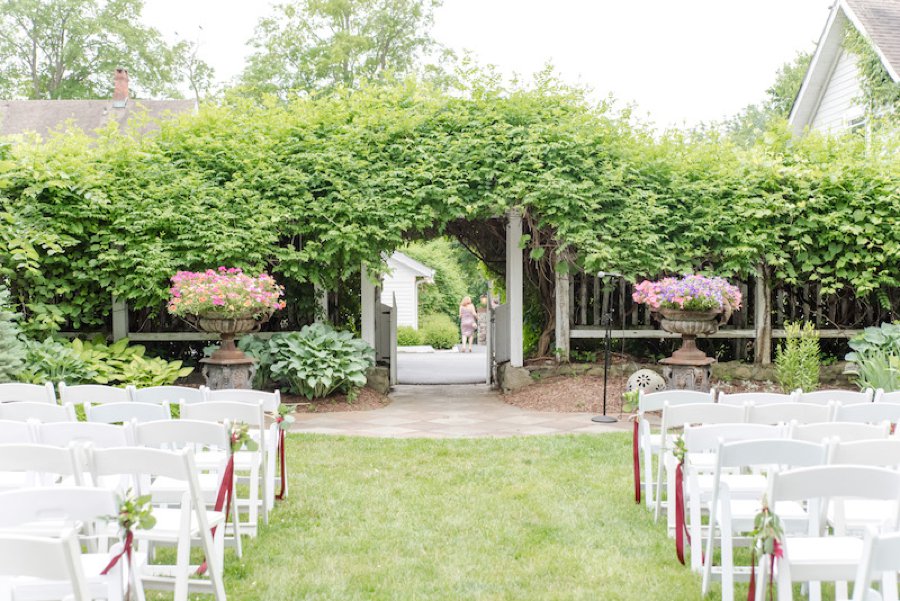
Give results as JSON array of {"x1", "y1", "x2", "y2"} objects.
[
  {"x1": 506, "y1": 210, "x2": 524, "y2": 368},
  {"x1": 754, "y1": 264, "x2": 773, "y2": 365},
  {"x1": 554, "y1": 261, "x2": 570, "y2": 362},
  {"x1": 360, "y1": 265, "x2": 376, "y2": 348}
]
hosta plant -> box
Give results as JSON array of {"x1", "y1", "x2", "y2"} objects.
[
  {"x1": 19, "y1": 337, "x2": 95, "y2": 384},
  {"x1": 268, "y1": 323, "x2": 375, "y2": 399},
  {"x1": 845, "y1": 322, "x2": 900, "y2": 392}
]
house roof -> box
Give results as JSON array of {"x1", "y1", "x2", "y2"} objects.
[
  {"x1": 0, "y1": 98, "x2": 196, "y2": 139},
  {"x1": 387, "y1": 252, "x2": 436, "y2": 280},
  {"x1": 788, "y1": 0, "x2": 900, "y2": 135}
]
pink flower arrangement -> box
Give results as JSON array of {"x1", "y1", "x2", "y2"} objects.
[
  {"x1": 167, "y1": 267, "x2": 286, "y2": 319},
  {"x1": 632, "y1": 274, "x2": 741, "y2": 312}
]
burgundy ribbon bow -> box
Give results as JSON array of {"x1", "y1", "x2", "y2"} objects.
[
  {"x1": 197, "y1": 454, "x2": 235, "y2": 576},
  {"x1": 675, "y1": 461, "x2": 689, "y2": 565}
]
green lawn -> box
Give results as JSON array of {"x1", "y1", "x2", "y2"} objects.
[{"x1": 211, "y1": 433, "x2": 708, "y2": 600}]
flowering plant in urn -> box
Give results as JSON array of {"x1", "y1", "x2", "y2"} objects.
[
  {"x1": 168, "y1": 267, "x2": 286, "y2": 320},
  {"x1": 632, "y1": 275, "x2": 741, "y2": 364},
  {"x1": 168, "y1": 267, "x2": 286, "y2": 364}
]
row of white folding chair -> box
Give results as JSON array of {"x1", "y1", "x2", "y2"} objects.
[
  {"x1": 0, "y1": 487, "x2": 142, "y2": 601},
  {"x1": 0, "y1": 400, "x2": 172, "y2": 424},
  {"x1": 754, "y1": 465, "x2": 900, "y2": 601},
  {"x1": 853, "y1": 530, "x2": 900, "y2": 601},
  {"x1": 698, "y1": 435, "x2": 900, "y2": 601},
  {"x1": 60, "y1": 383, "x2": 280, "y2": 409},
  {"x1": 716, "y1": 388, "x2": 877, "y2": 406},
  {"x1": 654, "y1": 401, "x2": 898, "y2": 525},
  {"x1": 0, "y1": 443, "x2": 227, "y2": 601}
]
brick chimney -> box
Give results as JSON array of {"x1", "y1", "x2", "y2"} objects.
[{"x1": 112, "y1": 68, "x2": 129, "y2": 107}]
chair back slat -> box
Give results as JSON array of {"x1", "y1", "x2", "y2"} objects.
[
  {"x1": 639, "y1": 389, "x2": 713, "y2": 413},
  {"x1": 0, "y1": 530, "x2": 90, "y2": 599},
  {"x1": 684, "y1": 423, "x2": 785, "y2": 454},
  {"x1": 133, "y1": 385, "x2": 206, "y2": 405},
  {"x1": 828, "y1": 439, "x2": 900, "y2": 467},
  {"x1": 0, "y1": 401, "x2": 75, "y2": 423},
  {"x1": 205, "y1": 388, "x2": 281, "y2": 413},
  {"x1": 718, "y1": 391, "x2": 794, "y2": 406},
  {"x1": 0, "y1": 382, "x2": 56, "y2": 404},
  {"x1": 59, "y1": 383, "x2": 132, "y2": 405},
  {"x1": 85, "y1": 401, "x2": 170, "y2": 424},
  {"x1": 38, "y1": 422, "x2": 129, "y2": 448},
  {"x1": 836, "y1": 402, "x2": 900, "y2": 424},
  {"x1": 791, "y1": 421, "x2": 890, "y2": 443},
  {"x1": 748, "y1": 402, "x2": 833, "y2": 425},
  {"x1": 796, "y1": 388, "x2": 874, "y2": 405}
]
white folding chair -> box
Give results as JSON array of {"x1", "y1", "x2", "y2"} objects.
[
  {"x1": 0, "y1": 486, "x2": 145, "y2": 601},
  {"x1": 132, "y1": 385, "x2": 206, "y2": 405},
  {"x1": 851, "y1": 531, "x2": 900, "y2": 601},
  {"x1": 0, "y1": 443, "x2": 83, "y2": 491},
  {"x1": 84, "y1": 402, "x2": 171, "y2": 424},
  {"x1": 827, "y1": 439, "x2": 900, "y2": 537},
  {"x1": 59, "y1": 383, "x2": 132, "y2": 405},
  {"x1": 700, "y1": 438, "x2": 827, "y2": 601},
  {"x1": 0, "y1": 529, "x2": 91, "y2": 601},
  {"x1": 747, "y1": 402, "x2": 835, "y2": 425},
  {"x1": 132, "y1": 419, "x2": 242, "y2": 557},
  {"x1": 181, "y1": 400, "x2": 268, "y2": 533},
  {"x1": 717, "y1": 391, "x2": 795, "y2": 406},
  {"x1": 655, "y1": 402, "x2": 746, "y2": 524},
  {"x1": 0, "y1": 401, "x2": 76, "y2": 423},
  {"x1": 791, "y1": 421, "x2": 891, "y2": 443},
  {"x1": 797, "y1": 388, "x2": 875, "y2": 405},
  {"x1": 634, "y1": 389, "x2": 714, "y2": 511},
  {"x1": 875, "y1": 390, "x2": 900, "y2": 404},
  {"x1": 836, "y1": 403, "x2": 900, "y2": 425},
  {"x1": 0, "y1": 382, "x2": 56, "y2": 404},
  {"x1": 87, "y1": 447, "x2": 226, "y2": 601},
  {"x1": 756, "y1": 465, "x2": 900, "y2": 601},
  {"x1": 680, "y1": 423, "x2": 785, "y2": 571},
  {"x1": 203, "y1": 389, "x2": 284, "y2": 507}
]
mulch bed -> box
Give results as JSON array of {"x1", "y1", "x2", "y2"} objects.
[
  {"x1": 282, "y1": 387, "x2": 391, "y2": 413},
  {"x1": 502, "y1": 370, "x2": 853, "y2": 413}
]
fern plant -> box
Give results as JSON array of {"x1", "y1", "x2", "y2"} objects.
[{"x1": 775, "y1": 321, "x2": 820, "y2": 393}]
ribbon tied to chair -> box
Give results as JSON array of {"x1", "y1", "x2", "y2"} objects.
[
  {"x1": 674, "y1": 458, "x2": 689, "y2": 565},
  {"x1": 275, "y1": 417, "x2": 287, "y2": 500},
  {"x1": 632, "y1": 419, "x2": 641, "y2": 504},
  {"x1": 100, "y1": 529, "x2": 134, "y2": 575},
  {"x1": 197, "y1": 454, "x2": 235, "y2": 576}
]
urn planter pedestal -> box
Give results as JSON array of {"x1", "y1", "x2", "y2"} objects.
[
  {"x1": 658, "y1": 308, "x2": 722, "y2": 393},
  {"x1": 196, "y1": 315, "x2": 262, "y2": 390}
]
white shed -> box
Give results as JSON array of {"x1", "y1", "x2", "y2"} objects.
[
  {"x1": 789, "y1": 0, "x2": 900, "y2": 136},
  {"x1": 380, "y1": 252, "x2": 435, "y2": 330}
]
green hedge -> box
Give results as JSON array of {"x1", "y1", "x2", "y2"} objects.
[
  {"x1": 0, "y1": 79, "x2": 897, "y2": 335},
  {"x1": 420, "y1": 314, "x2": 459, "y2": 350}
]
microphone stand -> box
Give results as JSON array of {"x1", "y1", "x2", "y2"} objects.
[{"x1": 592, "y1": 276, "x2": 618, "y2": 424}]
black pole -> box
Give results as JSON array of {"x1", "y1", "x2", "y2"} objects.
[{"x1": 592, "y1": 278, "x2": 617, "y2": 424}]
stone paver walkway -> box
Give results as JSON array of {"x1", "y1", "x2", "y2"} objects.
[{"x1": 290, "y1": 384, "x2": 629, "y2": 438}]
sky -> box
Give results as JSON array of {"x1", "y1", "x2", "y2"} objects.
[{"x1": 141, "y1": 0, "x2": 834, "y2": 128}]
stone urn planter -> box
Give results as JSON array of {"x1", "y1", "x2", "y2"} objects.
[
  {"x1": 658, "y1": 307, "x2": 723, "y2": 363},
  {"x1": 195, "y1": 313, "x2": 269, "y2": 390},
  {"x1": 657, "y1": 306, "x2": 733, "y2": 392}
]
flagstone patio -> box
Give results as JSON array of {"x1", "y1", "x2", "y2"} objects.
[{"x1": 289, "y1": 384, "x2": 629, "y2": 438}]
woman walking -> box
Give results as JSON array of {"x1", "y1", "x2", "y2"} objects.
[{"x1": 458, "y1": 296, "x2": 478, "y2": 353}]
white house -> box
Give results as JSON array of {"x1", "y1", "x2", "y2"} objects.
[
  {"x1": 789, "y1": 0, "x2": 900, "y2": 136},
  {"x1": 380, "y1": 252, "x2": 435, "y2": 330}
]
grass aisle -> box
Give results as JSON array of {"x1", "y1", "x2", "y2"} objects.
[{"x1": 220, "y1": 433, "x2": 703, "y2": 600}]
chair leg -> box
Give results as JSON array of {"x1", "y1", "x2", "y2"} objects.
[
  {"x1": 173, "y1": 524, "x2": 192, "y2": 601},
  {"x1": 777, "y1": 558, "x2": 793, "y2": 601}
]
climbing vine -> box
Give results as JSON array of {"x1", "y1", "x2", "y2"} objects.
[
  {"x1": 0, "y1": 79, "x2": 897, "y2": 335},
  {"x1": 843, "y1": 28, "x2": 900, "y2": 116}
]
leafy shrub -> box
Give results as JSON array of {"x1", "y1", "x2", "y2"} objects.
[
  {"x1": 237, "y1": 334, "x2": 276, "y2": 388},
  {"x1": 397, "y1": 326, "x2": 423, "y2": 346},
  {"x1": 845, "y1": 322, "x2": 900, "y2": 392},
  {"x1": 0, "y1": 285, "x2": 25, "y2": 382},
  {"x1": 19, "y1": 338, "x2": 95, "y2": 384},
  {"x1": 775, "y1": 321, "x2": 820, "y2": 393},
  {"x1": 19, "y1": 336, "x2": 192, "y2": 387},
  {"x1": 266, "y1": 323, "x2": 375, "y2": 399},
  {"x1": 420, "y1": 314, "x2": 459, "y2": 350}
]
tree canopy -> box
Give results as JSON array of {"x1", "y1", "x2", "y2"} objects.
[
  {"x1": 0, "y1": 0, "x2": 214, "y2": 99},
  {"x1": 241, "y1": 0, "x2": 442, "y2": 96}
]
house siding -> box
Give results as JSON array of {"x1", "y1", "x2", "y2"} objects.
[
  {"x1": 380, "y1": 263, "x2": 420, "y2": 329},
  {"x1": 811, "y1": 48, "x2": 865, "y2": 133}
]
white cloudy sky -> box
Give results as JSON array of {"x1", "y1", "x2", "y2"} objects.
[{"x1": 141, "y1": 0, "x2": 833, "y2": 128}]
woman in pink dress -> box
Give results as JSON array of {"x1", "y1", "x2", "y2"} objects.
[{"x1": 458, "y1": 296, "x2": 478, "y2": 353}]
